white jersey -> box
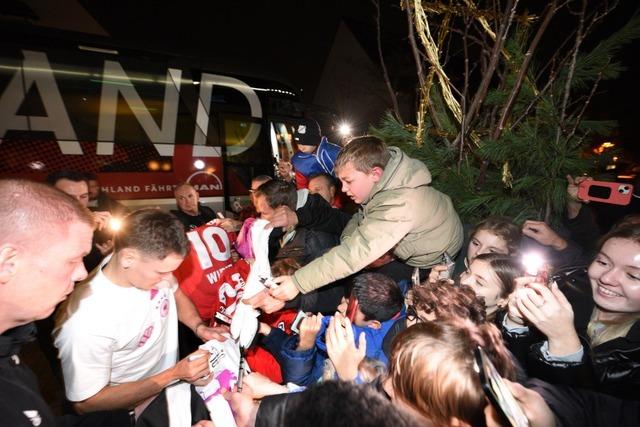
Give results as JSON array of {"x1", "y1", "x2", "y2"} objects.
[{"x1": 55, "y1": 258, "x2": 179, "y2": 402}]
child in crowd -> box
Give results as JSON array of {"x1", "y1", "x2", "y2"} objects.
[
  {"x1": 262, "y1": 272, "x2": 403, "y2": 386},
  {"x1": 290, "y1": 118, "x2": 342, "y2": 189},
  {"x1": 270, "y1": 135, "x2": 463, "y2": 302}
]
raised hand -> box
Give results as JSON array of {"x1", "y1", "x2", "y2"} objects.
[{"x1": 326, "y1": 313, "x2": 366, "y2": 381}]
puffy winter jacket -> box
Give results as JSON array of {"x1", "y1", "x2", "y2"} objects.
[{"x1": 292, "y1": 147, "x2": 463, "y2": 293}]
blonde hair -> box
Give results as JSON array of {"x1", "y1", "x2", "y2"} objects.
[
  {"x1": 334, "y1": 136, "x2": 390, "y2": 174},
  {"x1": 389, "y1": 320, "x2": 515, "y2": 426}
]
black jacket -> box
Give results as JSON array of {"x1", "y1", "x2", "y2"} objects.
[
  {"x1": 1, "y1": 324, "x2": 131, "y2": 427},
  {"x1": 527, "y1": 378, "x2": 640, "y2": 427},
  {"x1": 0, "y1": 324, "x2": 57, "y2": 427},
  {"x1": 505, "y1": 268, "x2": 640, "y2": 400},
  {"x1": 171, "y1": 205, "x2": 217, "y2": 230}
]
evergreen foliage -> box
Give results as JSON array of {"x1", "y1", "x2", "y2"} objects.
[{"x1": 373, "y1": 4, "x2": 640, "y2": 225}]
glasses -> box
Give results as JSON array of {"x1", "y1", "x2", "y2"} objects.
[{"x1": 406, "y1": 305, "x2": 430, "y2": 323}]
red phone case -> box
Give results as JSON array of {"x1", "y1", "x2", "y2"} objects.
[{"x1": 577, "y1": 180, "x2": 633, "y2": 206}]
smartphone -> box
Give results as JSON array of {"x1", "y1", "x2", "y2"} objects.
[
  {"x1": 290, "y1": 310, "x2": 308, "y2": 334},
  {"x1": 346, "y1": 295, "x2": 359, "y2": 323},
  {"x1": 439, "y1": 252, "x2": 456, "y2": 280},
  {"x1": 258, "y1": 276, "x2": 277, "y2": 290},
  {"x1": 474, "y1": 347, "x2": 529, "y2": 427},
  {"x1": 521, "y1": 252, "x2": 549, "y2": 285},
  {"x1": 411, "y1": 267, "x2": 420, "y2": 288},
  {"x1": 577, "y1": 180, "x2": 633, "y2": 206}
]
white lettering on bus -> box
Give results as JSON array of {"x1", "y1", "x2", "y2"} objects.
[
  {"x1": 97, "y1": 61, "x2": 182, "y2": 155},
  {"x1": 0, "y1": 50, "x2": 81, "y2": 154},
  {"x1": 0, "y1": 50, "x2": 264, "y2": 158}
]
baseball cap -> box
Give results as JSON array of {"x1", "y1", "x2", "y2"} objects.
[{"x1": 293, "y1": 118, "x2": 321, "y2": 146}]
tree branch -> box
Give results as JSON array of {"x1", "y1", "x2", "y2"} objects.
[
  {"x1": 471, "y1": 0, "x2": 520, "y2": 191},
  {"x1": 406, "y1": 0, "x2": 426, "y2": 90},
  {"x1": 566, "y1": 69, "x2": 604, "y2": 144},
  {"x1": 371, "y1": 0, "x2": 403, "y2": 123},
  {"x1": 459, "y1": 13, "x2": 471, "y2": 171},
  {"x1": 555, "y1": 0, "x2": 586, "y2": 147},
  {"x1": 492, "y1": 1, "x2": 556, "y2": 140},
  {"x1": 464, "y1": 0, "x2": 518, "y2": 139}
]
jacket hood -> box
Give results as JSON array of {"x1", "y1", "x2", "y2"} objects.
[{"x1": 363, "y1": 147, "x2": 432, "y2": 205}]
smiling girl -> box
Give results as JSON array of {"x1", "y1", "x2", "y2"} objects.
[{"x1": 504, "y1": 222, "x2": 640, "y2": 400}]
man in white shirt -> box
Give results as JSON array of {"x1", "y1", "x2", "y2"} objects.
[{"x1": 55, "y1": 209, "x2": 227, "y2": 423}]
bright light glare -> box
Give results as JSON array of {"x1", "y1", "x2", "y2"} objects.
[
  {"x1": 522, "y1": 252, "x2": 544, "y2": 276},
  {"x1": 338, "y1": 122, "x2": 352, "y2": 136},
  {"x1": 194, "y1": 160, "x2": 205, "y2": 170},
  {"x1": 109, "y1": 218, "x2": 123, "y2": 232}
]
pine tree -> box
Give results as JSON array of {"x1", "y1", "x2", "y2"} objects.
[{"x1": 373, "y1": 1, "x2": 640, "y2": 225}]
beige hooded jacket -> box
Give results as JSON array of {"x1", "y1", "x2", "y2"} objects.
[{"x1": 292, "y1": 147, "x2": 463, "y2": 293}]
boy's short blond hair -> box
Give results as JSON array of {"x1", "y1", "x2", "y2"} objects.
[{"x1": 335, "y1": 136, "x2": 390, "y2": 173}]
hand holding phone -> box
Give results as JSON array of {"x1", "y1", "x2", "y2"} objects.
[
  {"x1": 290, "y1": 310, "x2": 308, "y2": 334},
  {"x1": 475, "y1": 347, "x2": 529, "y2": 427},
  {"x1": 439, "y1": 252, "x2": 456, "y2": 280},
  {"x1": 577, "y1": 180, "x2": 633, "y2": 205}
]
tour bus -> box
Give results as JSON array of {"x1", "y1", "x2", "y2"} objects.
[{"x1": 0, "y1": 24, "x2": 307, "y2": 211}]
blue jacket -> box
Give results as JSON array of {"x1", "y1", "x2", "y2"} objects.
[
  {"x1": 276, "y1": 315, "x2": 400, "y2": 386},
  {"x1": 291, "y1": 137, "x2": 341, "y2": 179}
]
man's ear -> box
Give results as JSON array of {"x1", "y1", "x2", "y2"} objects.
[
  {"x1": 0, "y1": 245, "x2": 19, "y2": 285},
  {"x1": 119, "y1": 248, "x2": 139, "y2": 270},
  {"x1": 370, "y1": 166, "x2": 384, "y2": 183},
  {"x1": 367, "y1": 319, "x2": 382, "y2": 330}
]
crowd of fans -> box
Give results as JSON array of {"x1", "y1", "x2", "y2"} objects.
[{"x1": 1, "y1": 126, "x2": 640, "y2": 427}]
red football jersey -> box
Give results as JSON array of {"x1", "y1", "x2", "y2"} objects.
[{"x1": 175, "y1": 223, "x2": 250, "y2": 322}]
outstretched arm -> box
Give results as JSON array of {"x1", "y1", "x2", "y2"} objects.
[{"x1": 73, "y1": 349, "x2": 211, "y2": 413}]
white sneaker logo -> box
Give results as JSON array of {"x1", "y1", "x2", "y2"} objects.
[{"x1": 22, "y1": 410, "x2": 42, "y2": 426}]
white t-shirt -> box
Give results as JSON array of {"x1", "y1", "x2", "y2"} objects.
[{"x1": 55, "y1": 259, "x2": 179, "y2": 402}]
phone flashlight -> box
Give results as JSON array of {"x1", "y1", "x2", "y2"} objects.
[
  {"x1": 109, "y1": 217, "x2": 122, "y2": 232},
  {"x1": 521, "y1": 252, "x2": 547, "y2": 283}
]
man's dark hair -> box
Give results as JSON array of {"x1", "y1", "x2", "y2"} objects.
[
  {"x1": 114, "y1": 208, "x2": 189, "y2": 259},
  {"x1": 46, "y1": 170, "x2": 88, "y2": 186},
  {"x1": 255, "y1": 179, "x2": 297, "y2": 210},
  {"x1": 308, "y1": 172, "x2": 337, "y2": 190},
  {"x1": 353, "y1": 273, "x2": 402, "y2": 322},
  {"x1": 283, "y1": 381, "x2": 419, "y2": 427}
]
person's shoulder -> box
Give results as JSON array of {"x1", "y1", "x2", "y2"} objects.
[
  {"x1": 170, "y1": 208, "x2": 189, "y2": 221},
  {"x1": 200, "y1": 204, "x2": 216, "y2": 215}
]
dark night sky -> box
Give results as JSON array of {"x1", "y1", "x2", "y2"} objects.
[{"x1": 6, "y1": 0, "x2": 640, "y2": 160}]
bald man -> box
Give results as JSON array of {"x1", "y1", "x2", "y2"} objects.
[
  {"x1": 0, "y1": 179, "x2": 128, "y2": 426},
  {"x1": 172, "y1": 183, "x2": 218, "y2": 230}
]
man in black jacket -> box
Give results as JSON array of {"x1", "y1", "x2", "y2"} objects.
[
  {"x1": 0, "y1": 179, "x2": 128, "y2": 426},
  {"x1": 172, "y1": 182, "x2": 218, "y2": 230},
  {"x1": 249, "y1": 179, "x2": 350, "y2": 314}
]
